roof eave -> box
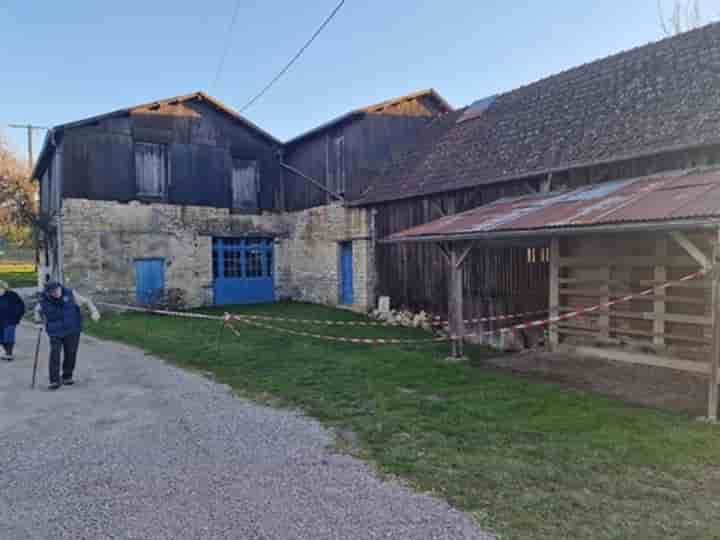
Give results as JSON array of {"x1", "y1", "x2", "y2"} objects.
[
  {"x1": 284, "y1": 111, "x2": 365, "y2": 146},
  {"x1": 381, "y1": 218, "x2": 720, "y2": 245}
]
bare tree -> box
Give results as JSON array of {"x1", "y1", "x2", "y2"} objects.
[
  {"x1": 0, "y1": 135, "x2": 37, "y2": 245},
  {"x1": 658, "y1": 0, "x2": 704, "y2": 35}
]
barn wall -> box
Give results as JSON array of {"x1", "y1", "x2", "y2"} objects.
[
  {"x1": 553, "y1": 231, "x2": 713, "y2": 367},
  {"x1": 372, "y1": 179, "x2": 549, "y2": 322},
  {"x1": 283, "y1": 114, "x2": 434, "y2": 210},
  {"x1": 59, "y1": 199, "x2": 372, "y2": 311},
  {"x1": 60, "y1": 100, "x2": 282, "y2": 211}
]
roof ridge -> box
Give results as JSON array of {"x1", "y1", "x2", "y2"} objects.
[{"x1": 475, "y1": 21, "x2": 720, "y2": 108}]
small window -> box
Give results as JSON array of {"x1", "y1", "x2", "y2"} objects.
[
  {"x1": 135, "y1": 142, "x2": 168, "y2": 198},
  {"x1": 232, "y1": 160, "x2": 259, "y2": 212}
]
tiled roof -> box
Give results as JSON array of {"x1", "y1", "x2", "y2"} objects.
[
  {"x1": 386, "y1": 168, "x2": 720, "y2": 242},
  {"x1": 358, "y1": 23, "x2": 720, "y2": 205}
]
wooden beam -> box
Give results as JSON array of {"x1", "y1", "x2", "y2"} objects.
[
  {"x1": 559, "y1": 288, "x2": 706, "y2": 305},
  {"x1": 437, "y1": 243, "x2": 451, "y2": 263},
  {"x1": 448, "y1": 247, "x2": 465, "y2": 358},
  {"x1": 599, "y1": 265, "x2": 610, "y2": 339},
  {"x1": 559, "y1": 255, "x2": 699, "y2": 268},
  {"x1": 654, "y1": 236, "x2": 668, "y2": 347},
  {"x1": 456, "y1": 241, "x2": 476, "y2": 268},
  {"x1": 429, "y1": 199, "x2": 446, "y2": 218},
  {"x1": 540, "y1": 173, "x2": 552, "y2": 194},
  {"x1": 557, "y1": 307, "x2": 712, "y2": 326},
  {"x1": 549, "y1": 237, "x2": 560, "y2": 349},
  {"x1": 558, "y1": 325, "x2": 712, "y2": 345},
  {"x1": 559, "y1": 345, "x2": 714, "y2": 378},
  {"x1": 670, "y1": 231, "x2": 711, "y2": 270},
  {"x1": 520, "y1": 181, "x2": 537, "y2": 194},
  {"x1": 709, "y1": 231, "x2": 720, "y2": 420}
]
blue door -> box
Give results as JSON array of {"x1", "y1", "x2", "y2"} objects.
[
  {"x1": 213, "y1": 237, "x2": 275, "y2": 305},
  {"x1": 340, "y1": 242, "x2": 354, "y2": 305},
  {"x1": 135, "y1": 258, "x2": 165, "y2": 306}
]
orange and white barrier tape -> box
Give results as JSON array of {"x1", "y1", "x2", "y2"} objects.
[
  {"x1": 97, "y1": 267, "x2": 708, "y2": 346},
  {"x1": 223, "y1": 314, "x2": 450, "y2": 344},
  {"x1": 459, "y1": 268, "x2": 709, "y2": 339}
]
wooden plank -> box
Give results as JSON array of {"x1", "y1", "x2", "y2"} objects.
[
  {"x1": 549, "y1": 238, "x2": 560, "y2": 349},
  {"x1": 654, "y1": 237, "x2": 667, "y2": 347},
  {"x1": 557, "y1": 307, "x2": 712, "y2": 326},
  {"x1": 670, "y1": 231, "x2": 711, "y2": 270},
  {"x1": 559, "y1": 255, "x2": 696, "y2": 268},
  {"x1": 559, "y1": 345, "x2": 712, "y2": 377},
  {"x1": 640, "y1": 279, "x2": 709, "y2": 289},
  {"x1": 559, "y1": 288, "x2": 705, "y2": 304},
  {"x1": 558, "y1": 325, "x2": 712, "y2": 345}
]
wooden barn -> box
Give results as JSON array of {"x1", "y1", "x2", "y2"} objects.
[
  {"x1": 282, "y1": 89, "x2": 452, "y2": 209},
  {"x1": 354, "y1": 22, "x2": 720, "y2": 330},
  {"x1": 31, "y1": 90, "x2": 452, "y2": 311}
]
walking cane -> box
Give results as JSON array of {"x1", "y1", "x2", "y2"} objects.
[{"x1": 31, "y1": 325, "x2": 42, "y2": 389}]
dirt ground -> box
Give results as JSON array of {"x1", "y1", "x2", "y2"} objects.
[{"x1": 480, "y1": 350, "x2": 710, "y2": 416}]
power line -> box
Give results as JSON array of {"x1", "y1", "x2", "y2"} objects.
[
  {"x1": 239, "y1": 0, "x2": 346, "y2": 113},
  {"x1": 212, "y1": 0, "x2": 242, "y2": 90}
]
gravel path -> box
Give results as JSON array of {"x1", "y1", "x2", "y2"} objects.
[{"x1": 0, "y1": 324, "x2": 494, "y2": 539}]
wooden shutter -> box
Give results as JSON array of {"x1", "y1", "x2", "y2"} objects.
[
  {"x1": 135, "y1": 142, "x2": 168, "y2": 197},
  {"x1": 232, "y1": 160, "x2": 259, "y2": 212}
]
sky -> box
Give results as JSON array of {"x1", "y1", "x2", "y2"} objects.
[{"x1": 1, "y1": 0, "x2": 718, "y2": 165}]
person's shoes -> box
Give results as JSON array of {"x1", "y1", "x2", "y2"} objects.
[
  {"x1": 5, "y1": 355, "x2": 13, "y2": 362},
  {"x1": 62, "y1": 377, "x2": 74, "y2": 386},
  {"x1": 48, "y1": 383, "x2": 61, "y2": 391}
]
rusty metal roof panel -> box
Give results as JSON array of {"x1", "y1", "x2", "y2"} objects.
[{"x1": 387, "y1": 168, "x2": 720, "y2": 241}]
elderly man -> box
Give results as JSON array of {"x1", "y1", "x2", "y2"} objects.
[
  {"x1": 0, "y1": 280, "x2": 26, "y2": 361},
  {"x1": 35, "y1": 281, "x2": 100, "y2": 390}
]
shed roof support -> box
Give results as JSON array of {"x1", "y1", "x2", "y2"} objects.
[
  {"x1": 669, "y1": 231, "x2": 711, "y2": 270},
  {"x1": 709, "y1": 229, "x2": 720, "y2": 421},
  {"x1": 448, "y1": 246, "x2": 466, "y2": 358}
]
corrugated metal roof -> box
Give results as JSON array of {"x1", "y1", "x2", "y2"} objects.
[{"x1": 386, "y1": 168, "x2": 720, "y2": 243}]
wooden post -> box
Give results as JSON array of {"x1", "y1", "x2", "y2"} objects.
[
  {"x1": 599, "y1": 264, "x2": 611, "y2": 339},
  {"x1": 448, "y1": 246, "x2": 466, "y2": 358},
  {"x1": 548, "y1": 238, "x2": 560, "y2": 349},
  {"x1": 710, "y1": 268, "x2": 720, "y2": 421},
  {"x1": 709, "y1": 231, "x2": 720, "y2": 421},
  {"x1": 654, "y1": 236, "x2": 668, "y2": 347}
]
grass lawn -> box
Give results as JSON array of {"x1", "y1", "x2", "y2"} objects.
[
  {"x1": 0, "y1": 263, "x2": 37, "y2": 288},
  {"x1": 87, "y1": 302, "x2": 720, "y2": 539}
]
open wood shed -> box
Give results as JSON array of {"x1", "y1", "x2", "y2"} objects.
[{"x1": 384, "y1": 167, "x2": 720, "y2": 420}]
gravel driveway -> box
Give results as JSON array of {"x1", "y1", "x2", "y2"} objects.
[{"x1": 0, "y1": 324, "x2": 494, "y2": 539}]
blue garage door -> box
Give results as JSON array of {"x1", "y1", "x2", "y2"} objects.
[
  {"x1": 213, "y1": 237, "x2": 275, "y2": 305},
  {"x1": 339, "y1": 242, "x2": 354, "y2": 305},
  {"x1": 135, "y1": 258, "x2": 165, "y2": 306}
]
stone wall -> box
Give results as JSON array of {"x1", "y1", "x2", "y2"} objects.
[{"x1": 60, "y1": 198, "x2": 374, "y2": 311}]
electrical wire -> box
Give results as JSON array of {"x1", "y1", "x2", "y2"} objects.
[
  {"x1": 212, "y1": 0, "x2": 242, "y2": 89},
  {"x1": 239, "y1": 0, "x2": 346, "y2": 113}
]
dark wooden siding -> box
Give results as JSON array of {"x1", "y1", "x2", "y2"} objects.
[
  {"x1": 370, "y1": 143, "x2": 720, "y2": 320},
  {"x1": 373, "y1": 180, "x2": 550, "y2": 320},
  {"x1": 60, "y1": 100, "x2": 281, "y2": 211},
  {"x1": 283, "y1": 114, "x2": 433, "y2": 211}
]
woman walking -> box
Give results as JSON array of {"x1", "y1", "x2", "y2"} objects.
[{"x1": 0, "y1": 280, "x2": 26, "y2": 361}]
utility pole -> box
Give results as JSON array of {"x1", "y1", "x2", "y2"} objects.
[
  {"x1": 8, "y1": 124, "x2": 49, "y2": 173},
  {"x1": 8, "y1": 124, "x2": 49, "y2": 274}
]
